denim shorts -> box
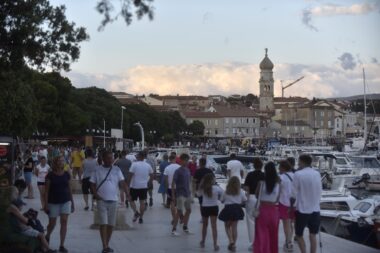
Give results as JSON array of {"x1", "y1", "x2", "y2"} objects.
[
  {"x1": 97, "y1": 200, "x2": 117, "y2": 226},
  {"x1": 24, "y1": 172, "x2": 33, "y2": 185},
  {"x1": 48, "y1": 201, "x2": 71, "y2": 218}
]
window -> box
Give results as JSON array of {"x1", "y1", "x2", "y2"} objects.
[
  {"x1": 246, "y1": 128, "x2": 249, "y2": 134},
  {"x1": 215, "y1": 129, "x2": 218, "y2": 135},
  {"x1": 206, "y1": 120, "x2": 210, "y2": 126},
  {"x1": 246, "y1": 118, "x2": 249, "y2": 124},
  {"x1": 252, "y1": 118, "x2": 256, "y2": 124},
  {"x1": 320, "y1": 120, "x2": 323, "y2": 127},
  {"x1": 225, "y1": 128, "x2": 229, "y2": 134},
  {"x1": 320, "y1": 201, "x2": 350, "y2": 211},
  {"x1": 321, "y1": 111, "x2": 324, "y2": 116},
  {"x1": 353, "y1": 202, "x2": 372, "y2": 213},
  {"x1": 328, "y1": 121, "x2": 331, "y2": 127},
  {"x1": 232, "y1": 118, "x2": 236, "y2": 124},
  {"x1": 294, "y1": 126, "x2": 298, "y2": 131},
  {"x1": 232, "y1": 128, "x2": 236, "y2": 134},
  {"x1": 240, "y1": 118, "x2": 243, "y2": 124},
  {"x1": 215, "y1": 119, "x2": 218, "y2": 125},
  {"x1": 287, "y1": 126, "x2": 290, "y2": 131},
  {"x1": 301, "y1": 127, "x2": 305, "y2": 131},
  {"x1": 225, "y1": 118, "x2": 229, "y2": 124}
]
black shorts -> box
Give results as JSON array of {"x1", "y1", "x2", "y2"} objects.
[
  {"x1": 37, "y1": 182, "x2": 45, "y2": 186},
  {"x1": 295, "y1": 211, "x2": 320, "y2": 236},
  {"x1": 82, "y1": 177, "x2": 92, "y2": 195},
  {"x1": 201, "y1": 206, "x2": 219, "y2": 217},
  {"x1": 130, "y1": 188, "x2": 148, "y2": 201},
  {"x1": 166, "y1": 189, "x2": 173, "y2": 205}
]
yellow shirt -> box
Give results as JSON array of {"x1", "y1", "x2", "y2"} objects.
[{"x1": 71, "y1": 151, "x2": 84, "y2": 167}]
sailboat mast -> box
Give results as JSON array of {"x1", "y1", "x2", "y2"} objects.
[{"x1": 363, "y1": 68, "x2": 367, "y2": 148}]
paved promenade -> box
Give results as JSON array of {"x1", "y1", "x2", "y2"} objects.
[{"x1": 22, "y1": 181, "x2": 378, "y2": 253}]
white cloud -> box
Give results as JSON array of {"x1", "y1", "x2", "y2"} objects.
[
  {"x1": 302, "y1": 1, "x2": 380, "y2": 30},
  {"x1": 64, "y1": 62, "x2": 380, "y2": 99}
]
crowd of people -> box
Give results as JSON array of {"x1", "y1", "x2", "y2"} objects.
[{"x1": 7, "y1": 144, "x2": 323, "y2": 253}]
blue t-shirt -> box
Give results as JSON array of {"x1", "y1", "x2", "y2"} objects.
[{"x1": 173, "y1": 166, "x2": 191, "y2": 198}]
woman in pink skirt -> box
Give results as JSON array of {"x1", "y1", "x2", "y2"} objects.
[{"x1": 253, "y1": 162, "x2": 280, "y2": 253}]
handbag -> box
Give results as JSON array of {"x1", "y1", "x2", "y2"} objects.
[{"x1": 251, "y1": 182, "x2": 263, "y2": 218}]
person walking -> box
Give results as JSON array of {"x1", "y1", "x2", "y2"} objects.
[
  {"x1": 70, "y1": 146, "x2": 84, "y2": 180},
  {"x1": 197, "y1": 173, "x2": 223, "y2": 251},
  {"x1": 82, "y1": 149, "x2": 98, "y2": 211},
  {"x1": 36, "y1": 156, "x2": 50, "y2": 210},
  {"x1": 164, "y1": 154, "x2": 181, "y2": 221},
  {"x1": 188, "y1": 155, "x2": 197, "y2": 200},
  {"x1": 226, "y1": 154, "x2": 244, "y2": 184},
  {"x1": 45, "y1": 156, "x2": 75, "y2": 253},
  {"x1": 193, "y1": 157, "x2": 214, "y2": 211},
  {"x1": 114, "y1": 150, "x2": 132, "y2": 207},
  {"x1": 171, "y1": 153, "x2": 192, "y2": 235},
  {"x1": 279, "y1": 160, "x2": 295, "y2": 252},
  {"x1": 23, "y1": 150, "x2": 34, "y2": 199},
  {"x1": 243, "y1": 158, "x2": 265, "y2": 251},
  {"x1": 90, "y1": 151, "x2": 127, "y2": 253},
  {"x1": 158, "y1": 154, "x2": 170, "y2": 206},
  {"x1": 218, "y1": 176, "x2": 247, "y2": 252},
  {"x1": 127, "y1": 151, "x2": 154, "y2": 224},
  {"x1": 253, "y1": 161, "x2": 281, "y2": 253},
  {"x1": 291, "y1": 154, "x2": 322, "y2": 253},
  {"x1": 144, "y1": 150, "x2": 156, "y2": 207}
]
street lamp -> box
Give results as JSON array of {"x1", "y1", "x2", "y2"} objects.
[
  {"x1": 121, "y1": 106, "x2": 126, "y2": 136},
  {"x1": 134, "y1": 122, "x2": 145, "y2": 150}
]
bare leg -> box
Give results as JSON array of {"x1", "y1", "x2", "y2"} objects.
[
  {"x1": 139, "y1": 200, "x2": 146, "y2": 218},
  {"x1": 59, "y1": 214, "x2": 68, "y2": 248},
  {"x1": 99, "y1": 225, "x2": 108, "y2": 249},
  {"x1": 38, "y1": 185, "x2": 45, "y2": 208},
  {"x1": 38, "y1": 233, "x2": 50, "y2": 251},
  {"x1": 28, "y1": 182, "x2": 34, "y2": 198},
  {"x1": 170, "y1": 200, "x2": 176, "y2": 221},
  {"x1": 46, "y1": 217, "x2": 57, "y2": 240},
  {"x1": 231, "y1": 221, "x2": 238, "y2": 244},
  {"x1": 130, "y1": 200, "x2": 137, "y2": 213},
  {"x1": 210, "y1": 216, "x2": 218, "y2": 249},
  {"x1": 201, "y1": 217, "x2": 208, "y2": 245},
  {"x1": 83, "y1": 194, "x2": 89, "y2": 208},
  {"x1": 183, "y1": 208, "x2": 191, "y2": 227},
  {"x1": 310, "y1": 233, "x2": 317, "y2": 253},
  {"x1": 106, "y1": 225, "x2": 113, "y2": 246},
  {"x1": 172, "y1": 209, "x2": 181, "y2": 230},
  {"x1": 296, "y1": 235, "x2": 306, "y2": 253},
  {"x1": 119, "y1": 189, "x2": 125, "y2": 205},
  {"x1": 224, "y1": 221, "x2": 233, "y2": 244},
  {"x1": 283, "y1": 219, "x2": 291, "y2": 243}
]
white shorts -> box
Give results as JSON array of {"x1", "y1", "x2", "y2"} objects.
[
  {"x1": 176, "y1": 196, "x2": 192, "y2": 212},
  {"x1": 97, "y1": 200, "x2": 117, "y2": 226},
  {"x1": 22, "y1": 227, "x2": 41, "y2": 238}
]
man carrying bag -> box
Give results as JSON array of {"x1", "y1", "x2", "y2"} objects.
[{"x1": 90, "y1": 151, "x2": 128, "y2": 253}]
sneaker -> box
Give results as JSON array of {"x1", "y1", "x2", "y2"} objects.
[
  {"x1": 125, "y1": 201, "x2": 129, "y2": 208},
  {"x1": 84, "y1": 206, "x2": 89, "y2": 211},
  {"x1": 171, "y1": 229, "x2": 179, "y2": 236},
  {"x1": 183, "y1": 225, "x2": 190, "y2": 233},
  {"x1": 106, "y1": 247, "x2": 114, "y2": 252},
  {"x1": 149, "y1": 198, "x2": 153, "y2": 207},
  {"x1": 248, "y1": 244, "x2": 253, "y2": 251},
  {"x1": 133, "y1": 212, "x2": 140, "y2": 222},
  {"x1": 139, "y1": 218, "x2": 143, "y2": 224},
  {"x1": 58, "y1": 246, "x2": 68, "y2": 253}
]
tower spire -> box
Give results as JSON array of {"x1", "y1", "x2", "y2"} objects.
[{"x1": 265, "y1": 48, "x2": 268, "y2": 56}]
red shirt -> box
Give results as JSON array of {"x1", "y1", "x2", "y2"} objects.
[{"x1": 188, "y1": 162, "x2": 197, "y2": 177}]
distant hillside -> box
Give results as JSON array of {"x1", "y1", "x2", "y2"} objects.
[{"x1": 327, "y1": 93, "x2": 380, "y2": 101}]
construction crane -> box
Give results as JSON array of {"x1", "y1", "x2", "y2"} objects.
[{"x1": 281, "y1": 76, "x2": 305, "y2": 97}]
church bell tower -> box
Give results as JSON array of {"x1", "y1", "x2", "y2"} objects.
[{"x1": 259, "y1": 48, "x2": 274, "y2": 111}]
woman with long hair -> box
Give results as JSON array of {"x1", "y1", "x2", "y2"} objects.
[
  {"x1": 45, "y1": 156, "x2": 75, "y2": 253},
  {"x1": 218, "y1": 176, "x2": 247, "y2": 252},
  {"x1": 253, "y1": 162, "x2": 280, "y2": 253},
  {"x1": 198, "y1": 173, "x2": 223, "y2": 251},
  {"x1": 23, "y1": 149, "x2": 34, "y2": 199}
]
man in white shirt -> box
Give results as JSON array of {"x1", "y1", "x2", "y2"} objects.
[
  {"x1": 127, "y1": 151, "x2": 153, "y2": 224},
  {"x1": 90, "y1": 151, "x2": 127, "y2": 253},
  {"x1": 226, "y1": 153, "x2": 244, "y2": 183},
  {"x1": 291, "y1": 154, "x2": 322, "y2": 253},
  {"x1": 163, "y1": 154, "x2": 181, "y2": 223}
]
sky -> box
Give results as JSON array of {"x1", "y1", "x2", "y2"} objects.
[{"x1": 51, "y1": 0, "x2": 380, "y2": 98}]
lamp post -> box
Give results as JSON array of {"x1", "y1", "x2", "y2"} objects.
[
  {"x1": 121, "y1": 106, "x2": 126, "y2": 137},
  {"x1": 134, "y1": 122, "x2": 145, "y2": 150}
]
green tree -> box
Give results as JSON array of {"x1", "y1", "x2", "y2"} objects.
[
  {"x1": 0, "y1": 0, "x2": 89, "y2": 71},
  {"x1": 187, "y1": 120, "x2": 205, "y2": 136},
  {"x1": 96, "y1": 0, "x2": 154, "y2": 30}
]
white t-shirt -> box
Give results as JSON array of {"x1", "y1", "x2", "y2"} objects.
[
  {"x1": 227, "y1": 160, "x2": 244, "y2": 182},
  {"x1": 126, "y1": 154, "x2": 137, "y2": 162},
  {"x1": 90, "y1": 165, "x2": 124, "y2": 201},
  {"x1": 36, "y1": 164, "x2": 50, "y2": 183},
  {"x1": 291, "y1": 167, "x2": 322, "y2": 214},
  {"x1": 163, "y1": 163, "x2": 181, "y2": 189},
  {"x1": 129, "y1": 161, "x2": 153, "y2": 189},
  {"x1": 198, "y1": 185, "x2": 224, "y2": 207},
  {"x1": 222, "y1": 190, "x2": 247, "y2": 205},
  {"x1": 279, "y1": 172, "x2": 294, "y2": 206},
  {"x1": 260, "y1": 182, "x2": 280, "y2": 203},
  {"x1": 39, "y1": 149, "x2": 48, "y2": 161}
]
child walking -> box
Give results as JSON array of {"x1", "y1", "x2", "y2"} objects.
[
  {"x1": 218, "y1": 176, "x2": 247, "y2": 252},
  {"x1": 197, "y1": 173, "x2": 223, "y2": 251}
]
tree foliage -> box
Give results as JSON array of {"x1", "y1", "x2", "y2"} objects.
[
  {"x1": 0, "y1": 0, "x2": 89, "y2": 71},
  {"x1": 187, "y1": 120, "x2": 205, "y2": 136},
  {"x1": 96, "y1": 0, "x2": 154, "y2": 30}
]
